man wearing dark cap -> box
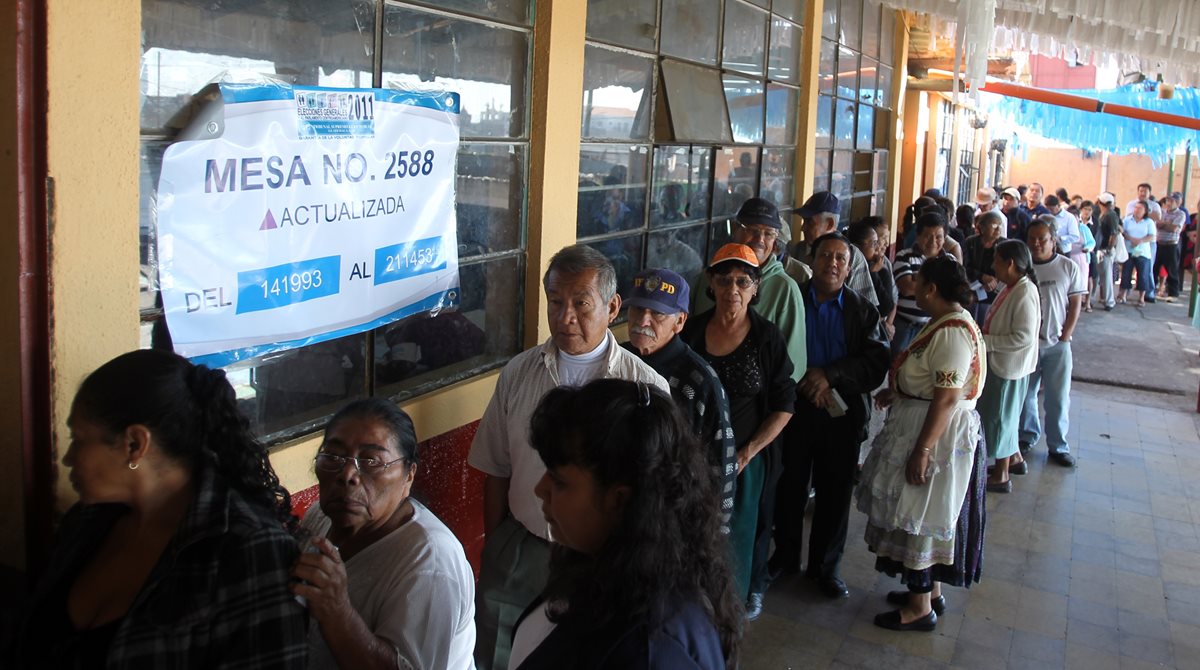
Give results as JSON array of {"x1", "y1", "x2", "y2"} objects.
[
  {"x1": 623, "y1": 268, "x2": 737, "y2": 531},
  {"x1": 692, "y1": 197, "x2": 806, "y2": 383},
  {"x1": 791, "y1": 191, "x2": 879, "y2": 307}
]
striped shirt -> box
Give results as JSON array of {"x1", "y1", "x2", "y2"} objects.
[{"x1": 893, "y1": 248, "x2": 951, "y2": 325}]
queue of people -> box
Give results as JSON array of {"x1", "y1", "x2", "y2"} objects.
[{"x1": 20, "y1": 180, "x2": 1179, "y2": 669}]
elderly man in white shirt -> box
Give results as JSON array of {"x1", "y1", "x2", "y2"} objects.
[{"x1": 468, "y1": 245, "x2": 668, "y2": 670}]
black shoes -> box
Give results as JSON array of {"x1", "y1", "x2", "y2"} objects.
[
  {"x1": 1050, "y1": 452, "x2": 1076, "y2": 467},
  {"x1": 885, "y1": 591, "x2": 946, "y2": 615},
  {"x1": 874, "y1": 609, "x2": 937, "y2": 631},
  {"x1": 986, "y1": 480, "x2": 1012, "y2": 494},
  {"x1": 746, "y1": 592, "x2": 764, "y2": 621},
  {"x1": 1009, "y1": 460, "x2": 1028, "y2": 475},
  {"x1": 819, "y1": 577, "x2": 850, "y2": 599}
]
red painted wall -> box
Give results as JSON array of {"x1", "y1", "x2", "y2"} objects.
[{"x1": 289, "y1": 420, "x2": 485, "y2": 572}]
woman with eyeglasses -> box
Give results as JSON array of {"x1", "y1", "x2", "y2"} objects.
[
  {"x1": 682, "y1": 243, "x2": 796, "y2": 613},
  {"x1": 292, "y1": 398, "x2": 476, "y2": 669}
]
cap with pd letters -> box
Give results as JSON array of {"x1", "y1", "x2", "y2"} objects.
[{"x1": 627, "y1": 268, "x2": 690, "y2": 315}]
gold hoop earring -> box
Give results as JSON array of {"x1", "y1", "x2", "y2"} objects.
[{"x1": 128, "y1": 461, "x2": 139, "y2": 470}]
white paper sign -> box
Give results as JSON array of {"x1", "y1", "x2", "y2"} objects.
[{"x1": 156, "y1": 82, "x2": 461, "y2": 366}]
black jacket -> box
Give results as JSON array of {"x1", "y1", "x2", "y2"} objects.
[{"x1": 798, "y1": 282, "x2": 890, "y2": 436}]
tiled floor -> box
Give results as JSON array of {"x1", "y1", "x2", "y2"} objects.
[{"x1": 742, "y1": 387, "x2": 1200, "y2": 669}]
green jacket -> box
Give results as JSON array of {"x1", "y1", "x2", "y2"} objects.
[{"x1": 690, "y1": 254, "x2": 806, "y2": 381}]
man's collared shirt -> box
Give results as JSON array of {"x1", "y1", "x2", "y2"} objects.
[{"x1": 806, "y1": 285, "x2": 847, "y2": 369}]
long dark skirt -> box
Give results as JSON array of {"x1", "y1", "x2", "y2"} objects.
[{"x1": 872, "y1": 436, "x2": 987, "y2": 591}]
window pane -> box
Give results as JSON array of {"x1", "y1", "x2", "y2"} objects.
[
  {"x1": 853, "y1": 151, "x2": 873, "y2": 193},
  {"x1": 861, "y1": 1, "x2": 881, "y2": 60},
  {"x1": 856, "y1": 104, "x2": 874, "y2": 150},
  {"x1": 875, "y1": 150, "x2": 890, "y2": 191},
  {"x1": 723, "y1": 0, "x2": 768, "y2": 78},
  {"x1": 813, "y1": 149, "x2": 832, "y2": 193},
  {"x1": 582, "y1": 45, "x2": 653, "y2": 140},
  {"x1": 819, "y1": 39, "x2": 837, "y2": 94},
  {"x1": 874, "y1": 108, "x2": 892, "y2": 149},
  {"x1": 766, "y1": 84, "x2": 799, "y2": 145},
  {"x1": 651, "y1": 145, "x2": 713, "y2": 226},
  {"x1": 586, "y1": 0, "x2": 657, "y2": 50},
  {"x1": 773, "y1": 0, "x2": 806, "y2": 23},
  {"x1": 382, "y1": 5, "x2": 529, "y2": 139},
  {"x1": 578, "y1": 144, "x2": 650, "y2": 238},
  {"x1": 833, "y1": 98, "x2": 856, "y2": 149},
  {"x1": 648, "y1": 224, "x2": 708, "y2": 288},
  {"x1": 815, "y1": 94, "x2": 833, "y2": 148},
  {"x1": 877, "y1": 64, "x2": 893, "y2": 108},
  {"x1": 458, "y1": 143, "x2": 526, "y2": 256},
  {"x1": 859, "y1": 59, "x2": 878, "y2": 106},
  {"x1": 374, "y1": 254, "x2": 523, "y2": 398},
  {"x1": 713, "y1": 146, "x2": 759, "y2": 218},
  {"x1": 708, "y1": 218, "x2": 736, "y2": 256},
  {"x1": 761, "y1": 147, "x2": 795, "y2": 210},
  {"x1": 233, "y1": 333, "x2": 368, "y2": 441},
  {"x1": 836, "y1": 46, "x2": 859, "y2": 99},
  {"x1": 725, "y1": 76, "x2": 765, "y2": 144},
  {"x1": 662, "y1": 0, "x2": 721, "y2": 65},
  {"x1": 840, "y1": 0, "x2": 862, "y2": 50},
  {"x1": 831, "y1": 149, "x2": 852, "y2": 201},
  {"x1": 660, "y1": 59, "x2": 733, "y2": 142},
  {"x1": 822, "y1": 1, "x2": 839, "y2": 40},
  {"x1": 880, "y1": 8, "x2": 896, "y2": 65},
  {"x1": 768, "y1": 17, "x2": 802, "y2": 83},
  {"x1": 140, "y1": 0, "x2": 376, "y2": 131},
  {"x1": 406, "y1": 0, "x2": 530, "y2": 25},
  {"x1": 586, "y1": 234, "x2": 645, "y2": 301}
]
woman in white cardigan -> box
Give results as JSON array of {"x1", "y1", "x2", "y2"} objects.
[{"x1": 976, "y1": 240, "x2": 1041, "y2": 492}]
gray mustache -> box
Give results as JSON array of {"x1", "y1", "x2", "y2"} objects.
[{"x1": 629, "y1": 326, "x2": 656, "y2": 338}]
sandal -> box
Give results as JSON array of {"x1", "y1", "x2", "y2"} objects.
[{"x1": 1084, "y1": 305, "x2": 1093, "y2": 313}]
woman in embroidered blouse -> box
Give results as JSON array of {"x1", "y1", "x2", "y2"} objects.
[
  {"x1": 856, "y1": 256, "x2": 987, "y2": 633},
  {"x1": 681, "y1": 243, "x2": 796, "y2": 612},
  {"x1": 977, "y1": 241, "x2": 1042, "y2": 492},
  {"x1": 20, "y1": 349, "x2": 308, "y2": 669}
]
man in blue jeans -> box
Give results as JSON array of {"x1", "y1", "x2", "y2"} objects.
[{"x1": 1020, "y1": 218, "x2": 1087, "y2": 467}]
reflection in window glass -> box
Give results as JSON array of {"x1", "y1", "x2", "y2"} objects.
[
  {"x1": 713, "y1": 147, "x2": 760, "y2": 218},
  {"x1": 840, "y1": 0, "x2": 862, "y2": 50},
  {"x1": 875, "y1": 150, "x2": 890, "y2": 191},
  {"x1": 375, "y1": 254, "x2": 523, "y2": 399},
  {"x1": 586, "y1": 235, "x2": 645, "y2": 301},
  {"x1": 382, "y1": 5, "x2": 529, "y2": 139},
  {"x1": 859, "y1": 59, "x2": 878, "y2": 106},
  {"x1": 648, "y1": 224, "x2": 708, "y2": 288},
  {"x1": 819, "y1": 40, "x2": 838, "y2": 96},
  {"x1": 724, "y1": 76, "x2": 765, "y2": 144},
  {"x1": 722, "y1": 0, "x2": 768, "y2": 78},
  {"x1": 831, "y1": 150, "x2": 852, "y2": 200},
  {"x1": 586, "y1": 0, "x2": 658, "y2": 50},
  {"x1": 768, "y1": 18, "x2": 802, "y2": 83},
  {"x1": 861, "y1": 1, "x2": 881, "y2": 60},
  {"x1": 708, "y1": 217, "x2": 736, "y2": 256},
  {"x1": 651, "y1": 146, "x2": 713, "y2": 226},
  {"x1": 761, "y1": 147, "x2": 795, "y2": 210},
  {"x1": 813, "y1": 149, "x2": 832, "y2": 193},
  {"x1": 853, "y1": 152, "x2": 874, "y2": 193},
  {"x1": 661, "y1": 59, "x2": 733, "y2": 142},
  {"x1": 877, "y1": 65, "x2": 893, "y2": 108},
  {"x1": 773, "y1": 0, "x2": 805, "y2": 23},
  {"x1": 881, "y1": 8, "x2": 896, "y2": 65},
  {"x1": 457, "y1": 143, "x2": 526, "y2": 256},
  {"x1": 822, "y1": 1, "x2": 839, "y2": 40},
  {"x1": 661, "y1": 0, "x2": 721, "y2": 66},
  {"x1": 834, "y1": 98, "x2": 856, "y2": 149},
  {"x1": 766, "y1": 84, "x2": 799, "y2": 146},
  {"x1": 815, "y1": 94, "x2": 833, "y2": 148},
  {"x1": 857, "y1": 103, "x2": 874, "y2": 150},
  {"x1": 582, "y1": 46, "x2": 653, "y2": 140},
  {"x1": 836, "y1": 46, "x2": 858, "y2": 99},
  {"x1": 578, "y1": 144, "x2": 650, "y2": 238},
  {"x1": 237, "y1": 333, "x2": 368, "y2": 441},
  {"x1": 409, "y1": 0, "x2": 531, "y2": 25}
]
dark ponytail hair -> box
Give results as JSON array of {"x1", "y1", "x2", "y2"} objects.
[
  {"x1": 993, "y1": 239, "x2": 1038, "y2": 284},
  {"x1": 902, "y1": 196, "x2": 937, "y2": 235},
  {"x1": 918, "y1": 255, "x2": 974, "y2": 306},
  {"x1": 530, "y1": 379, "x2": 742, "y2": 666},
  {"x1": 72, "y1": 349, "x2": 297, "y2": 533}
]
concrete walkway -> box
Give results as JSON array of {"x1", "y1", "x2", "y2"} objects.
[{"x1": 742, "y1": 292, "x2": 1200, "y2": 669}]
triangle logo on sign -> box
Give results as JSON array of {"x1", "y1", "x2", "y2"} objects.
[{"x1": 259, "y1": 210, "x2": 278, "y2": 230}]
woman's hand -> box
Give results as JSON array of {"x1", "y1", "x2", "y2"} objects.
[
  {"x1": 906, "y1": 448, "x2": 931, "y2": 485},
  {"x1": 874, "y1": 388, "x2": 895, "y2": 410},
  {"x1": 290, "y1": 537, "x2": 354, "y2": 624}
]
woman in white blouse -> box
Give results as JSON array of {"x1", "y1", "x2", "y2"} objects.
[{"x1": 977, "y1": 240, "x2": 1042, "y2": 492}]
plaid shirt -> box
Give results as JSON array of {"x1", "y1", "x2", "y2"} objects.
[{"x1": 19, "y1": 467, "x2": 308, "y2": 669}]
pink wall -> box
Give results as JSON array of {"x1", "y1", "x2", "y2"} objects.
[{"x1": 1006, "y1": 147, "x2": 1194, "y2": 208}]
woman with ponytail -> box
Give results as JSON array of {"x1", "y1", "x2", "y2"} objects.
[{"x1": 18, "y1": 349, "x2": 307, "y2": 669}]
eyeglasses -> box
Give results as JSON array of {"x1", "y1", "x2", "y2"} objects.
[
  {"x1": 315, "y1": 452, "x2": 405, "y2": 475},
  {"x1": 736, "y1": 222, "x2": 779, "y2": 242},
  {"x1": 712, "y1": 275, "x2": 757, "y2": 290}
]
